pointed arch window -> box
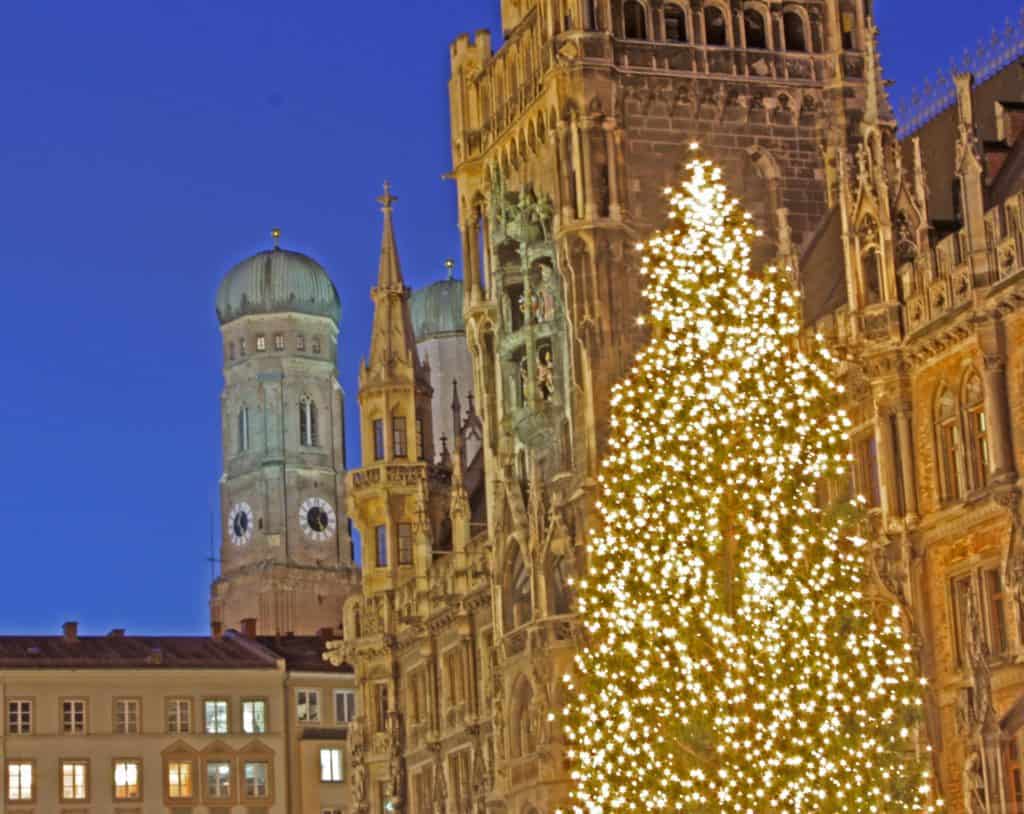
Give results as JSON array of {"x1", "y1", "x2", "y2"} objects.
[
  {"x1": 623, "y1": 1, "x2": 647, "y2": 39},
  {"x1": 963, "y1": 372, "x2": 990, "y2": 490},
  {"x1": 237, "y1": 407, "x2": 250, "y2": 454},
  {"x1": 392, "y1": 416, "x2": 408, "y2": 458},
  {"x1": 664, "y1": 4, "x2": 687, "y2": 42},
  {"x1": 743, "y1": 8, "x2": 767, "y2": 49},
  {"x1": 299, "y1": 396, "x2": 319, "y2": 447},
  {"x1": 936, "y1": 387, "x2": 966, "y2": 503},
  {"x1": 783, "y1": 11, "x2": 807, "y2": 51},
  {"x1": 704, "y1": 6, "x2": 728, "y2": 46},
  {"x1": 503, "y1": 544, "x2": 533, "y2": 631},
  {"x1": 861, "y1": 247, "x2": 882, "y2": 305}
]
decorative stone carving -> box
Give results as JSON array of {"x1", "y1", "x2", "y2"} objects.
[{"x1": 963, "y1": 747, "x2": 986, "y2": 814}]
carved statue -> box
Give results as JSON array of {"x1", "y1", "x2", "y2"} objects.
[
  {"x1": 519, "y1": 357, "x2": 530, "y2": 402},
  {"x1": 963, "y1": 747, "x2": 986, "y2": 814},
  {"x1": 537, "y1": 350, "x2": 555, "y2": 400},
  {"x1": 530, "y1": 192, "x2": 554, "y2": 241}
]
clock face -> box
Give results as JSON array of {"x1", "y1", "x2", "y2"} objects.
[
  {"x1": 228, "y1": 502, "x2": 255, "y2": 546},
  {"x1": 299, "y1": 497, "x2": 336, "y2": 542}
]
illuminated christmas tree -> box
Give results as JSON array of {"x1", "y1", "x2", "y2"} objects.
[{"x1": 563, "y1": 153, "x2": 936, "y2": 813}]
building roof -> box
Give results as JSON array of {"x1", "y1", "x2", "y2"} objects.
[
  {"x1": 0, "y1": 632, "x2": 277, "y2": 670},
  {"x1": 410, "y1": 277, "x2": 465, "y2": 340},
  {"x1": 215, "y1": 246, "x2": 341, "y2": 326},
  {"x1": 799, "y1": 206, "x2": 847, "y2": 324},
  {"x1": 255, "y1": 635, "x2": 353, "y2": 674}
]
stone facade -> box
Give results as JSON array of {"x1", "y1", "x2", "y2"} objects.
[
  {"x1": 801, "y1": 59, "x2": 1024, "y2": 813},
  {"x1": 329, "y1": 2, "x2": 879, "y2": 813}
]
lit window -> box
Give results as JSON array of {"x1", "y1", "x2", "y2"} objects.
[
  {"x1": 274, "y1": 333, "x2": 285, "y2": 351},
  {"x1": 936, "y1": 387, "x2": 966, "y2": 502},
  {"x1": 256, "y1": 335, "x2": 267, "y2": 352},
  {"x1": 392, "y1": 416, "x2": 408, "y2": 458},
  {"x1": 376, "y1": 525, "x2": 388, "y2": 568},
  {"x1": 398, "y1": 523, "x2": 413, "y2": 566},
  {"x1": 204, "y1": 699, "x2": 229, "y2": 734},
  {"x1": 114, "y1": 760, "x2": 141, "y2": 801},
  {"x1": 115, "y1": 698, "x2": 140, "y2": 734},
  {"x1": 244, "y1": 761, "x2": 269, "y2": 799},
  {"x1": 7, "y1": 700, "x2": 31, "y2": 734},
  {"x1": 166, "y1": 698, "x2": 192, "y2": 734},
  {"x1": 62, "y1": 699, "x2": 86, "y2": 734},
  {"x1": 297, "y1": 689, "x2": 321, "y2": 723},
  {"x1": 60, "y1": 760, "x2": 88, "y2": 801},
  {"x1": 320, "y1": 748, "x2": 343, "y2": 782},
  {"x1": 6, "y1": 762, "x2": 33, "y2": 801},
  {"x1": 297, "y1": 334, "x2": 306, "y2": 351},
  {"x1": 242, "y1": 699, "x2": 267, "y2": 734},
  {"x1": 963, "y1": 372, "x2": 990, "y2": 490},
  {"x1": 300, "y1": 396, "x2": 319, "y2": 447},
  {"x1": 373, "y1": 419, "x2": 385, "y2": 460},
  {"x1": 206, "y1": 761, "x2": 232, "y2": 799},
  {"x1": 334, "y1": 689, "x2": 357, "y2": 723},
  {"x1": 167, "y1": 760, "x2": 194, "y2": 799}
]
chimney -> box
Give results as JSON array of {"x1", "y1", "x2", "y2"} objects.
[
  {"x1": 240, "y1": 618, "x2": 258, "y2": 638},
  {"x1": 62, "y1": 621, "x2": 79, "y2": 643},
  {"x1": 107, "y1": 629, "x2": 125, "y2": 638},
  {"x1": 210, "y1": 621, "x2": 223, "y2": 639}
]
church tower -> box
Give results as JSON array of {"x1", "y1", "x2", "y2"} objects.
[{"x1": 211, "y1": 233, "x2": 359, "y2": 636}]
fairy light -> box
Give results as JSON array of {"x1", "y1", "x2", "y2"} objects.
[{"x1": 561, "y1": 157, "x2": 938, "y2": 813}]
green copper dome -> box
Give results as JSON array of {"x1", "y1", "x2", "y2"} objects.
[
  {"x1": 216, "y1": 248, "x2": 341, "y2": 325},
  {"x1": 410, "y1": 278, "x2": 464, "y2": 340}
]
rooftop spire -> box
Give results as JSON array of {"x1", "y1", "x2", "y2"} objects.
[{"x1": 376, "y1": 182, "x2": 404, "y2": 288}]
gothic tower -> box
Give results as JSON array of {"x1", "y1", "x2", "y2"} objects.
[
  {"x1": 211, "y1": 233, "x2": 359, "y2": 636},
  {"x1": 446, "y1": 1, "x2": 876, "y2": 810}
]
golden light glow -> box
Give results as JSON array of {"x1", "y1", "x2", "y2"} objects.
[{"x1": 562, "y1": 158, "x2": 937, "y2": 813}]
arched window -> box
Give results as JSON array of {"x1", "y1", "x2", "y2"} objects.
[
  {"x1": 963, "y1": 372, "x2": 990, "y2": 490},
  {"x1": 839, "y1": 1, "x2": 857, "y2": 50},
  {"x1": 936, "y1": 387, "x2": 966, "y2": 503},
  {"x1": 299, "y1": 396, "x2": 319, "y2": 447},
  {"x1": 623, "y1": 1, "x2": 648, "y2": 39},
  {"x1": 237, "y1": 407, "x2": 250, "y2": 454},
  {"x1": 705, "y1": 6, "x2": 728, "y2": 46},
  {"x1": 549, "y1": 554, "x2": 573, "y2": 615},
  {"x1": 861, "y1": 248, "x2": 882, "y2": 305},
  {"x1": 743, "y1": 8, "x2": 767, "y2": 49},
  {"x1": 503, "y1": 543, "x2": 532, "y2": 631},
  {"x1": 509, "y1": 678, "x2": 535, "y2": 757},
  {"x1": 783, "y1": 11, "x2": 807, "y2": 51},
  {"x1": 664, "y1": 4, "x2": 687, "y2": 42}
]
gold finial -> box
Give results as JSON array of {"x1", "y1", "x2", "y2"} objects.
[
  {"x1": 445, "y1": 258, "x2": 455, "y2": 280},
  {"x1": 377, "y1": 181, "x2": 398, "y2": 212},
  {"x1": 271, "y1": 228, "x2": 281, "y2": 249}
]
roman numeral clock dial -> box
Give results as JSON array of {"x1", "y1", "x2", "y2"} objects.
[
  {"x1": 227, "y1": 502, "x2": 254, "y2": 546},
  {"x1": 299, "y1": 497, "x2": 336, "y2": 542}
]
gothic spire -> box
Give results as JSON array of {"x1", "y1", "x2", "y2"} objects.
[{"x1": 365, "y1": 183, "x2": 425, "y2": 381}]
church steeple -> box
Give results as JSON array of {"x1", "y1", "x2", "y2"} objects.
[{"x1": 365, "y1": 183, "x2": 425, "y2": 382}]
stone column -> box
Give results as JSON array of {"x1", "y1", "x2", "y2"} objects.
[
  {"x1": 874, "y1": 406, "x2": 899, "y2": 520},
  {"x1": 580, "y1": 118, "x2": 597, "y2": 220},
  {"x1": 604, "y1": 120, "x2": 622, "y2": 220},
  {"x1": 895, "y1": 403, "x2": 919, "y2": 520},
  {"x1": 557, "y1": 121, "x2": 575, "y2": 222},
  {"x1": 983, "y1": 353, "x2": 1016, "y2": 481},
  {"x1": 570, "y1": 118, "x2": 585, "y2": 220}
]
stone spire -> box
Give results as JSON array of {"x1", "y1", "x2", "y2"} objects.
[
  {"x1": 365, "y1": 183, "x2": 426, "y2": 382},
  {"x1": 864, "y1": 23, "x2": 895, "y2": 126}
]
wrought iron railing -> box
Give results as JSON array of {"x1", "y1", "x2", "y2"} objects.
[{"x1": 897, "y1": 7, "x2": 1024, "y2": 137}]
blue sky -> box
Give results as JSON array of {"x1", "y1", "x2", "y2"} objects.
[{"x1": 0, "y1": 0, "x2": 1018, "y2": 635}]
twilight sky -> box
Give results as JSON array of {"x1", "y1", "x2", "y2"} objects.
[{"x1": 0, "y1": 0, "x2": 1019, "y2": 635}]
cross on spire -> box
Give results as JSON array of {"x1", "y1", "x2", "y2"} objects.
[{"x1": 378, "y1": 181, "x2": 398, "y2": 212}]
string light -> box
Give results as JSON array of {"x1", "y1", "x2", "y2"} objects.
[{"x1": 561, "y1": 156, "x2": 938, "y2": 813}]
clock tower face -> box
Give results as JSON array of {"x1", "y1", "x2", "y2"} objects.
[
  {"x1": 227, "y1": 502, "x2": 255, "y2": 546},
  {"x1": 299, "y1": 497, "x2": 337, "y2": 542}
]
